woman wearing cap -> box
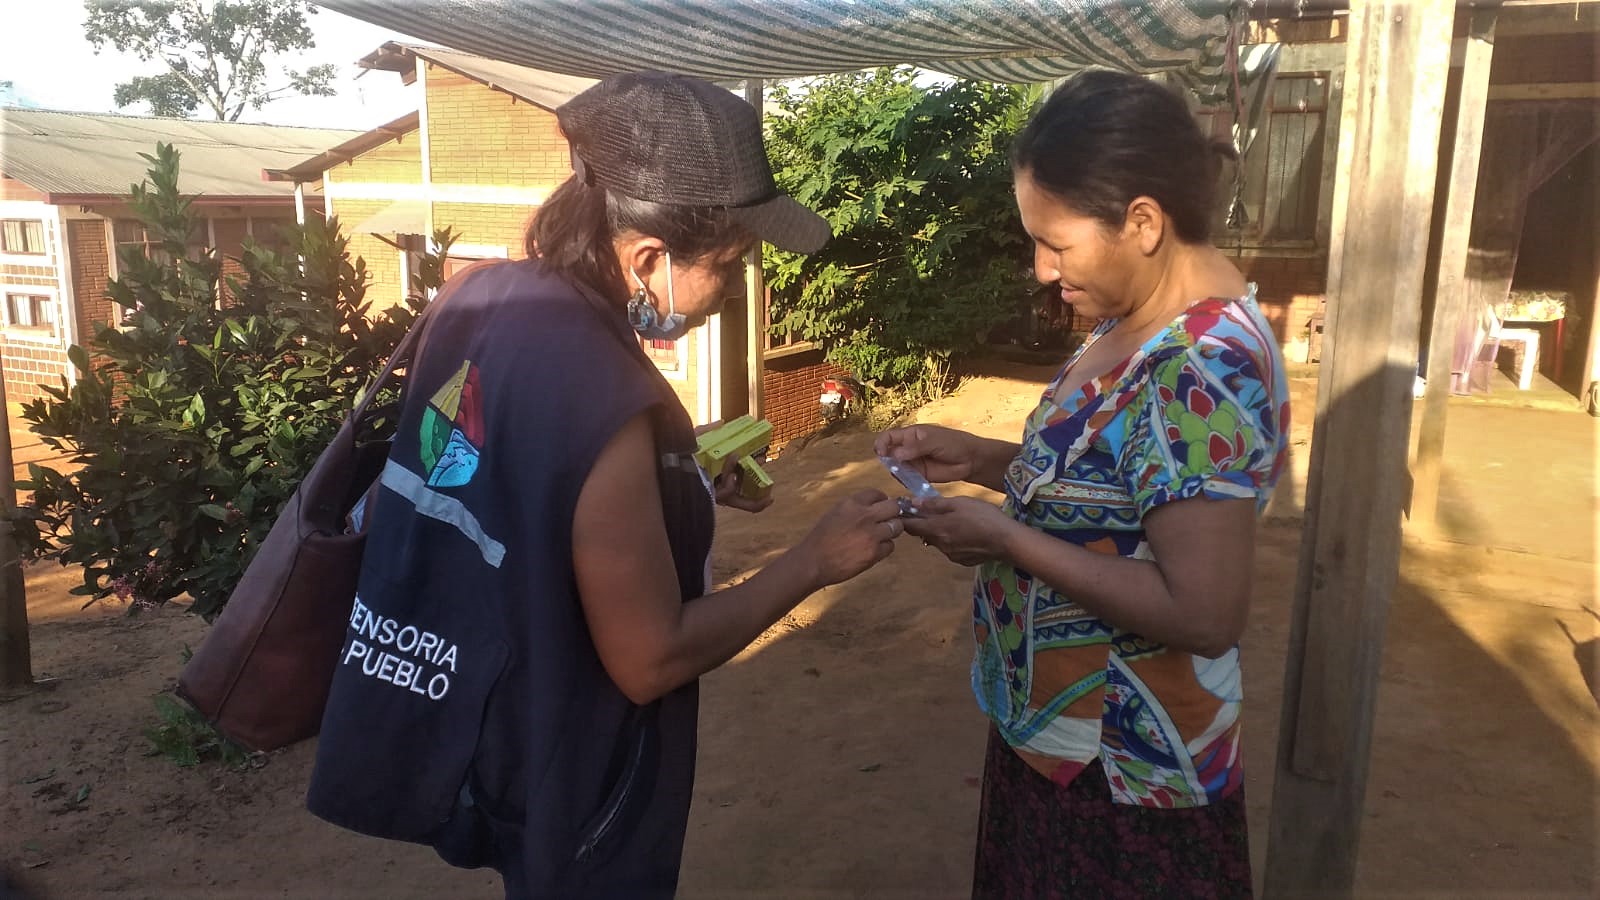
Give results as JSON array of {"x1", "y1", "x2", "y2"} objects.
[
  {"x1": 307, "y1": 72, "x2": 904, "y2": 898},
  {"x1": 877, "y1": 71, "x2": 1289, "y2": 897}
]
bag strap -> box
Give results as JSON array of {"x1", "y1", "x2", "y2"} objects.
[{"x1": 349, "y1": 261, "x2": 496, "y2": 427}]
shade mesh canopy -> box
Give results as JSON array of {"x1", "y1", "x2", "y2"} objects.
[{"x1": 317, "y1": 0, "x2": 1253, "y2": 103}]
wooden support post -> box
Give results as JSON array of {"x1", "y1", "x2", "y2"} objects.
[
  {"x1": 0, "y1": 356, "x2": 32, "y2": 689},
  {"x1": 719, "y1": 271, "x2": 751, "y2": 421},
  {"x1": 1412, "y1": 9, "x2": 1498, "y2": 528},
  {"x1": 743, "y1": 78, "x2": 767, "y2": 422},
  {"x1": 1584, "y1": 229, "x2": 1600, "y2": 409},
  {"x1": 1319, "y1": 39, "x2": 1366, "y2": 334},
  {"x1": 1264, "y1": 1, "x2": 1455, "y2": 895}
]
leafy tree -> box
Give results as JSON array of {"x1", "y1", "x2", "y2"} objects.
[
  {"x1": 764, "y1": 69, "x2": 1039, "y2": 392},
  {"x1": 83, "y1": 0, "x2": 336, "y2": 120},
  {"x1": 16, "y1": 143, "x2": 453, "y2": 619}
]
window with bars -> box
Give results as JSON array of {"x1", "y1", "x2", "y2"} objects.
[
  {"x1": 1196, "y1": 73, "x2": 1330, "y2": 246},
  {"x1": 1, "y1": 219, "x2": 46, "y2": 255},
  {"x1": 642, "y1": 337, "x2": 682, "y2": 368},
  {"x1": 5, "y1": 291, "x2": 57, "y2": 336},
  {"x1": 762, "y1": 286, "x2": 814, "y2": 355},
  {"x1": 113, "y1": 218, "x2": 209, "y2": 263},
  {"x1": 766, "y1": 319, "x2": 805, "y2": 353}
]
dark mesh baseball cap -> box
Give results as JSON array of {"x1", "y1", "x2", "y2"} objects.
[{"x1": 556, "y1": 71, "x2": 830, "y2": 254}]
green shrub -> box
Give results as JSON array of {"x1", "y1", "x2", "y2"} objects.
[
  {"x1": 16, "y1": 143, "x2": 454, "y2": 619},
  {"x1": 764, "y1": 69, "x2": 1039, "y2": 395}
]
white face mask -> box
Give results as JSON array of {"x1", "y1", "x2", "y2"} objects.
[{"x1": 627, "y1": 251, "x2": 691, "y2": 341}]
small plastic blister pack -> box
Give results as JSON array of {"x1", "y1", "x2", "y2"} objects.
[{"x1": 879, "y1": 456, "x2": 940, "y2": 516}]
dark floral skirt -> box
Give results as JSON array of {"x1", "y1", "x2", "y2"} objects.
[{"x1": 972, "y1": 728, "x2": 1253, "y2": 899}]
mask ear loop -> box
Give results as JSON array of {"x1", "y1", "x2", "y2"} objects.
[
  {"x1": 663, "y1": 251, "x2": 676, "y2": 319},
  {"x1": 627, "y1": 265, "x2": 653, "y2": 329}
]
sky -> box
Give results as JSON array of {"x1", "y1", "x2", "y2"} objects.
[{"x1": 0, "y1": 3, "x2": 424, "y2": 131}]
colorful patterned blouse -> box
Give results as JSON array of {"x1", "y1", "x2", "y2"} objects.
[{"x1": 972, "y1": 287, "x2": 1290, "y2": 809}]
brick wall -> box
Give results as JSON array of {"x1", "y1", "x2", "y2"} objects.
[
  {"x1": 68, "y1": 219, "x2": 112, "y2": 344},
  {"x1": 0, "y1": 264, "x2": 56, "y2": 286},
  {"x1": 0, "y1": 340, "x2": 70, "y2": 402},
  {"x1": 762, "y1": 348, "x2": 847, "y2": 444},
  {"x1": 326, "y1": 136, "x2": 423, "y2": 186},
  {"x1": 1222, "y1": 252, "x2": 1328, "y2": 363},
  {"x1": 1, "y1": 248, "x2": 68, "y2": 399},
  {"x1": 0, "y1": 177, "x2": 46, "y2": 202},
  {"x1": 323, "y1": 131, "x2": 423, "y2": 311},
  {"x1": 331, "y1": 199, "x2": 409, "y2": 310},
  {"x1": 432, "y1": 202, "x2": 532, "y2": 255},
  {"x1": 424, "y1": 67, "x2": 572, "y2": 189},
  {"x1": 211, "y1": 217, "x2": 250, "y2": 304}
]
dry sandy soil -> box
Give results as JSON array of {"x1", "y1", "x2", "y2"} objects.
[{"x1": 2, "y1": 361, "x2": 1595, "y2": 899}]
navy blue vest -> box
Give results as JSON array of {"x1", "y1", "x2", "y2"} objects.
[{"x1": 308, "y1": 260, "x2": 714, "y2": 898}]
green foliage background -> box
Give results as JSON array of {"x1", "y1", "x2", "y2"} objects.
[
  {"x1": 764, "y1": 69, "x2": 1039, "y2": 392},
  {"x1": 17, "y1": 144, "x2": 451, "y2": 619}
]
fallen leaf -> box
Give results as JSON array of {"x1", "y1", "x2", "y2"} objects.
[
  {"x1": 858, "y1": 763, "x2": 882, "y2": 773},
  {"x1": 20, "y1": 768, "x2": 56, "y2": 785}
]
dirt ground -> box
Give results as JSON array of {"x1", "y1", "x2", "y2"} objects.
[{"x1": 2, "y1": 362, "x2": 1595, "y2": 899}]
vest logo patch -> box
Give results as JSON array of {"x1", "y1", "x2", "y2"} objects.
[{"x1": 420, "y1": 360, "x2": 484, "y2": 488}]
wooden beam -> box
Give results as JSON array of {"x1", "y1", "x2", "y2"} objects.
[
  {"x1": 1315, "y1": 64, "x2": 1348, "y2": 251},
  {"x1": 1496, "y1": 1, "x2": 1600, "y2": 36},
  {"x1": 1319, "y1": 42, "x2": 1366, "y2": 333},
  {"x1": 1264, "y1": 0, "x2": 1456, "y2": 895},
  {"x1": 1583, "y1": 234, "x2": 1600, "y2": 408},
  {"x1": 743, "y1": 79, "x2": 768, "y2": 422},
  {"x1": 1278, "y1": 41, "x2": 1352, "y2": 72},
  {"x1": 1412, "y1": 10, "x2": 1497, "y2": 529},
  {"x1": 719, "y1": 273, "x2": 751, "y2": 421},
  {"x1": 0, "y1": 356, "x2": 32, "y2": 689},
  {"x1": 1488, "y1": 82, "x2": 1600, "y2": 101}
]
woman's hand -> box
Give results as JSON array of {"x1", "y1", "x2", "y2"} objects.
[
  {"x1": 714, "y1": 455, "x2": 774, "y2": 513},
  {"x1": 794, "y1": 489, "x2": 905, "y2": 589},
  {"x1": 873, "y1": 425, "x2": 983, "y2": 484},
  {"x1": 898, "y1": 496, "x2": 1018, "y2": 567}
]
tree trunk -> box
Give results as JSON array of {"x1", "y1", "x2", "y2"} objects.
[{"x1": 0, "y1": 358, "x2": 31, "y2": 689}]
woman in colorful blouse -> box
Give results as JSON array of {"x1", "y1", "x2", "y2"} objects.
[{"x1": 877, "y1": 70, "x2": 1290, "y2": 898}]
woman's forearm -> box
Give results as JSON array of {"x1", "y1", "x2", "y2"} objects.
[
  {"x1": 995, "y1": 520, "x2": 1240, "y2": 658},
  {"x1": 967, "y1": 438, "x2": 1021, "y2": 493}
]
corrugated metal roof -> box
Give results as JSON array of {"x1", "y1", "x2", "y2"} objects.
[
  {"x1": 363, "y1": 43, "x2": 598, "y2": 112},
  {"x1": 0, "y1": 108, "x2": 361, "y2": 199},
  {"x1": 264, "y1": 111, "x2": 421, "y2": 182}
]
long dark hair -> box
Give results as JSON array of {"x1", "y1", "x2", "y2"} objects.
[
  {"x1": 1012, "y1": 70, "x2": 1235, "y2": 244},
  {"x1": 527, "y1": 176, "x2": 750, "y2": 301}
]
